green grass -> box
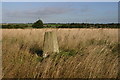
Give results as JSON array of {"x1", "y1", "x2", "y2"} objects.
[{"x1": 36, "y1": 57, "x2": 44, "y2": 62}]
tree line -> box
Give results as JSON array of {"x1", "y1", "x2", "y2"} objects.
[{"x1": 1, "y1": 19, "x2": 120, "y2": 29}]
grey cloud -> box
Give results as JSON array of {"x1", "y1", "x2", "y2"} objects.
[
  {"x1": 80, "y1": 7, "x2": 91, "y2": 12},
  {"x1": 4, "y1": 6, "x2": 73, "y2": 18},
  {"x1": 79, "y1": 5, "x2": 94, "y2": 13},
  {"x1": 2, "y1": 5, "x2": 94, "y2": 23},
  {"x1": 26, "y1": 7, "x2": 74, "y2": 17}
]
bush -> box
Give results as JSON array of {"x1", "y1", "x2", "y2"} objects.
[
  {"x1": 32, "y1": 19, "x2": 43, "y2": 28},
  {"x1": 2, "y1": 24, "x2": 29, "y2": 29}
]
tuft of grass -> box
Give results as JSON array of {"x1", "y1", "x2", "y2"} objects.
[
  {"x1": 60, "y1": 50, "x2": 77, "y2": 56},
  {"x1": 36, "y1": 57, "x2": 44, "y2": 62},
  {"x1": 87, "y1": 38, "x2": 109, "y2": 46},
  {"x1": 107, "y1": 42, "x2": 119, "y2": 55}
]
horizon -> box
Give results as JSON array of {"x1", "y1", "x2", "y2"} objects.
[
  {"x1": 1, "y1": 22, "x2": 119, "y2": 24},
  {"x1": 2, "y1": 2, "x2": 118, "y2": 23}
]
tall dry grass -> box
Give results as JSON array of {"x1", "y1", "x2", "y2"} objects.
[{"x1": 2, "y1": 28, "x2": 119, "y2": 78}]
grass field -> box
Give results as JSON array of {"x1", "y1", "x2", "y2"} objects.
[{"x1": 2, "y1": 28, "x2": 119, "y2": 78}]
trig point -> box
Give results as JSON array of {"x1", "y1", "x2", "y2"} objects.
[{"x1": 43, "y1": 31, "x2": 59, "y2": 58}]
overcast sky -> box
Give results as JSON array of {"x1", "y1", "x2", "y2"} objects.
[{"x1": 2, "y1": 2, "x2": 118, "y2": 23}]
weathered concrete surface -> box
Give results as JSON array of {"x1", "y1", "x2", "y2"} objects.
[{"x1": 43, "y1": 31, "x2": 59, "y2": 58}]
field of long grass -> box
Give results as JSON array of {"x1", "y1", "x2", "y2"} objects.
[{"x1": 2, "y1": 29, "x2": 119, "y2": 78}]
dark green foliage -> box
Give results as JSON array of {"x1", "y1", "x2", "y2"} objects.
[
  {"x1": 32, "y1": 20, "x2": 43, "y2": 28},
  {"x1": 2, "y1": 24, "x2": 29, "y2": 29},
  {"x1": 58, "y1": 23, "x2": 120, "y2": 28},
  {"x1": 1, "y1": 23, "x2": 119, "y2": 29}
]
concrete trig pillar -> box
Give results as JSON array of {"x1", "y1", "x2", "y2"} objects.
[{"x1": 43, "y1": 31, "x2": 59, "y2": 58}]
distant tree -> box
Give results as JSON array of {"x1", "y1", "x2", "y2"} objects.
[{"x1": 32, "y1": 19, "x2": 43, "y2": 28}]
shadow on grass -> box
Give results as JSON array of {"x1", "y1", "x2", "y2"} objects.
[{"x1": 29, "y1": 44, "x2": 43, "y2": 57}]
